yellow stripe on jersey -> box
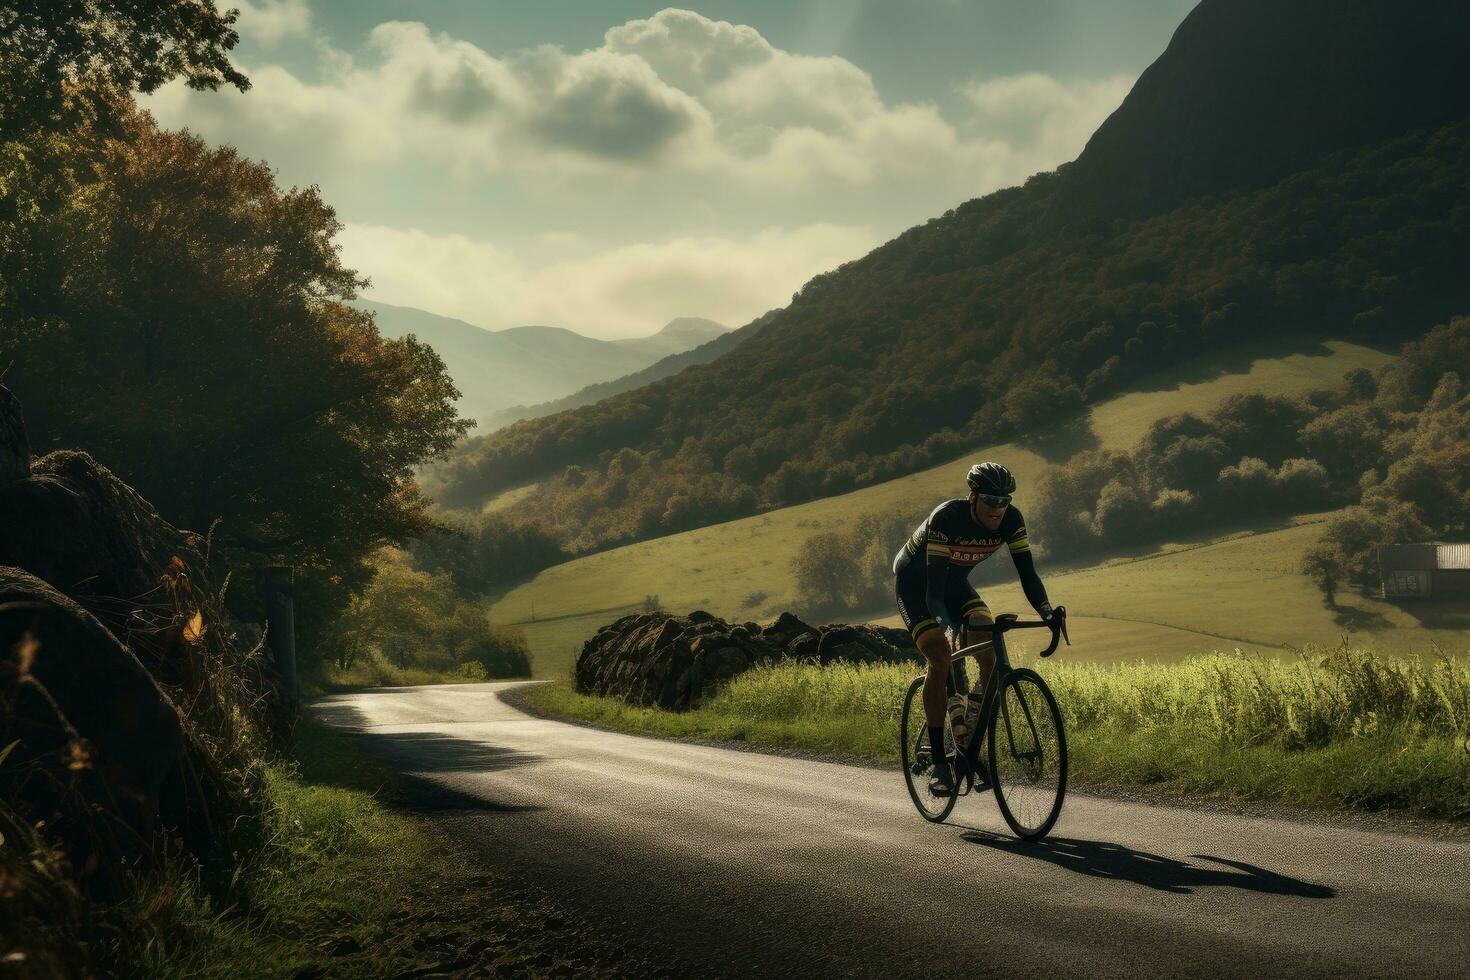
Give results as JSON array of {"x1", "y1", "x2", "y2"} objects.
[
  {"x1": 1008, "y1": 534, "x2": 1031, "y2": 554},
  {"x1": 925, "y1": 542, "x2": 951, "y2": 557}
]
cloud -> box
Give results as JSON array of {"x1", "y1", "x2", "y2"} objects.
[
  {"x1": 337, "y1": 222, "x2": 878, "y2": 337},
  {"x1": 141, "y1": 9, "x2": 1137, "y2": 337},
  {"x1": 960, "y1": 72, "x2": 1135, "y2": 172},
  {"x1": 232, "y1": 0, "x2": 312, "y2": 46},
  {"x1": 150, "y1": 9, "x2": 1125, "y2": 190},
  {"x1": 522, "y1": 48, "x2": 710, "y2": 162}
]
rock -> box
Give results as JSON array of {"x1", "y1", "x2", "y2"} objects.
[
  {"x1": 787, "y1": 631, "x2": 819, "y2": 661},
  {"x1": 762, "y1": 611, "x2": 817, "y2": 647},
  {"x1": 575, "y1": 610, "x2": 917, "y2": 710}
]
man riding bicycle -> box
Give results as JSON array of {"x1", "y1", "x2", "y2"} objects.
[{"x1": 893, "y1": 461, "x2": 1059, "y2": 796}]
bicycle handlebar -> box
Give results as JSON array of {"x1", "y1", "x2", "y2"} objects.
[{"x1": 952, "y1": 606, "x2": 1070, "y2": 658}]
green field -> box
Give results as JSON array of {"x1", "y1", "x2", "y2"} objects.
[
  {"x1": 487, "y1": 340, "x2": 1414, "y2": 676},
  {"x1": 895, "y1": 512, "x2": 1470, "y2": 660},
  {"x1": 525, "y1": 645, "x2": 1470, "y2": 818}
]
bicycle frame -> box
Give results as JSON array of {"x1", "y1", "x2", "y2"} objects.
[{"x1": 944, "y1": 613, "x2": 1065, "y2": 789}]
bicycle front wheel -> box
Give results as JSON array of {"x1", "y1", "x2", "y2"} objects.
[
  {"x1": 988, "y1": 668, "x2": 1067, "y2": 840},
  {"x1": 900, "y1": 676, "x2": 957, "y2": 823}
]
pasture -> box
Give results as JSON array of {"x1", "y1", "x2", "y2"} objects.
[{"x1": 486, "y1": 340, "x2": 1418, "y2": 676}]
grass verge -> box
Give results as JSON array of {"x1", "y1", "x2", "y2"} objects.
[
  {"x1": 526, "y1": 644, "x2": 1470, "y2": 819},
  {"x1": 114, "y1": 719, "x2": 459, "y2": 977},
  {"x1": 320, "y1": 648, "x2": 498, "y2": 689}
]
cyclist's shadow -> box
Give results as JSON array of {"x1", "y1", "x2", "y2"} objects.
[{"x1": 959, "y1": 830, "x2": 1334, "y2": 898}]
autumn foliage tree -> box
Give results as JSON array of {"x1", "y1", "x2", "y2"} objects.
[{"x1": 0, "y1": 100, "x2": 470, "y2": 655}]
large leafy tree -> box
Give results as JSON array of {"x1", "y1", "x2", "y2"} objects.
[
  {"x1": 1, "y1": 103, "x2": 471, "y2": 651},
  {"x1": 0, "y1": 0, "x2": 248, "y2": 138}
]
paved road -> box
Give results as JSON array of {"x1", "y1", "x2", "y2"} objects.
[{"x1": 312, "y1": 682, "x2": 1470, "y2": 979}]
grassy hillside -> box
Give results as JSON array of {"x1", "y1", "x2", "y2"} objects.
[
  {"x1": 486, "y1": 339, "x2": 1411, "y2": 675},
  {"x1": 438, "y1": 113, "x2": 1470, "y2": 541},
  {"x1": 872, "y1": 512, "x2": 1469, "y2": 661}
]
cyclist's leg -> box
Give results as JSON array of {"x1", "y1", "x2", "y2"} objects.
[
  {"x1": 896, "y1": 573, "x2": 953, "y2": 770},
  {"x1": 948, "y1": 583, "x2": 997, "y2": 749}
]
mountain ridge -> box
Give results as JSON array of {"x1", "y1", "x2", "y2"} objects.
[
  {"x1": 483, "y1": 312, "x2": 771, "y2": 432},
  {"x1": 356, "y1": 300, "x2": 724, "y2": 425}
]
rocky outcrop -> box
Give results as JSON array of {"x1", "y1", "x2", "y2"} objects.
[{"x1": 575, "y1": 610, "x2": 917, "y2": 711}]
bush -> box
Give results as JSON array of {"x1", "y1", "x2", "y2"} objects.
[
  {"x1": 791, "y1": 510, "x2": 913, "y2": 619},
  {"x1": 326, "y1": 551, "x2": 530, "y2": 682}
]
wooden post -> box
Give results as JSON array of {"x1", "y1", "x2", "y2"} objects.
[{"x1": 258, "y1": 565, "x2": 298, "y2": 703}]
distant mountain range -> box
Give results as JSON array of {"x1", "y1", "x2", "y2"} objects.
[
  {"x1": 483, "y1": 311, "x2": 777, "y2": 431},
  {"x1": 355, "y1": 301, "x2": 727, "y2": 426}
]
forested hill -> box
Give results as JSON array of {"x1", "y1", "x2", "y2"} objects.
[
  {"x1": 433, "y1": 0, "x2": 1470, "y2": 554},
  {"x1": 1051, "y1": 0, "x2": 1470, "y2": 225}
]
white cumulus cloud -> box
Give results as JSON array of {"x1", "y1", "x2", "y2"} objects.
[{"x1": 232, "y1": 0, "x2": 312, "y2": 46}]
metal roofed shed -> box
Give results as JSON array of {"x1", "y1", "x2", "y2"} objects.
[{"x1": 1376, "y1": 543, "x2": 1470, "y2": 598}]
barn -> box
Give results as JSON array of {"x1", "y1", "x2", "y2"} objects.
[{"x1": 1376, "y1": 543, "x2": 1470, "y2": 598}]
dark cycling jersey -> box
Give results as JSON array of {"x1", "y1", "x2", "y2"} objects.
[{"x1": 892, "y1": 499, "x2": 1051, "y2": 641}]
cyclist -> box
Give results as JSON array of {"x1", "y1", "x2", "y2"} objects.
[{"x1": 893, "y1": 461, "x2": 1058, "y2": 796}]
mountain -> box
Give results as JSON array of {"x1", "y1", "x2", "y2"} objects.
[
  {"x1": 432, "y1": 0, "x2": 1470, "y2": 555},
  {"x1": 357, "y1": 301, "x2": 719, "y2": 425},
  {"x1": 484, "y1": 313, "x2": 768, "y2": 431},
  {"x1": 1051, "y1": 0, "x2": 1470, "y2": 224},
  {"x1": 611, "y1": 317, "x2": 728, "y2": 360}
]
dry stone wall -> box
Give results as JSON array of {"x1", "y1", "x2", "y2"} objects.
[{"x1": 575, "y1": 610, "x2": 918, "y2": 711}]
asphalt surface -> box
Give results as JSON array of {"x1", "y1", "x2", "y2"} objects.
[{"x1": 312, "y1": 682, "x2": 1470, "y2": 979}]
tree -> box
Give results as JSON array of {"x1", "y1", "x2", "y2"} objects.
[
  {"x1": 1301, "y1": 542, "x2": 1345, "y2": 607},
  {"x1": 0, "y1": 106, "x2": 471, "y2": 654},
  {"x1": 0, "y1": 0, "x2": 248, "y2": 139},
  {"x1": 791, "y1": 532, "x2": 859, "y2": 616}
]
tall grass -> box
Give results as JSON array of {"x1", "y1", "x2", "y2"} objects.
[
  {"x1": 529, "y1": 643, "x2": 1470, "y2": 817},
  {"x1": 116, "y1": 720, "x2": 445, "y2": 977},
  {"x1": 322, "y1": 648, "x2": 494, "y2": 688}
]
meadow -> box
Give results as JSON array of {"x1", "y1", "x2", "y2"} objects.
[
  {"x1": 526, "y1": 644, "x2": 1470, "y2": 818},
  {"x1": 486, "y1": 339, "x2": 1425, "y2": 676}
]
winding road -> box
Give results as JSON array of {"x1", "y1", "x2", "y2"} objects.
[{"x1": 312, "y1": 682, "x2": 1470, "y2": 979}]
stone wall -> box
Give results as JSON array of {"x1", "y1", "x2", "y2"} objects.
[{"x1": 575, "y1": 610, "x2": 918, "y2": 711}]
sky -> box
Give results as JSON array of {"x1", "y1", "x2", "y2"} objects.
[{"x1": 143, "y1": 0, "x2": 1198, "y2": 339}]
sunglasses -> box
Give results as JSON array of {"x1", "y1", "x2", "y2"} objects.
[{"x1": 975, "y1": 493, "x2": 1012, "y2": 508}]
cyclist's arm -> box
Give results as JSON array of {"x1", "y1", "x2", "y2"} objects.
[{"x1": 1007, "y1": 526, "x2": 1054, "y2": 620}]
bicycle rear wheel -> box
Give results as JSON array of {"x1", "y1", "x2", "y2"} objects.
[
  {"x1": 900, "y1": 676, "x2": 957, "y2": 823},
  {"x1": 988, "y1": 668, "x2": 1066, "y2": 840}
]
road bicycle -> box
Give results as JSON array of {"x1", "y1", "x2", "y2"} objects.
[{"x1": 900, "y1": 609, "x2": 1069, "y2": 840}]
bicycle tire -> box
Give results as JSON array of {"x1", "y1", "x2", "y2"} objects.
[
  {"x1": 988, "y1": 668, "x2": 1067, "y2": 840},
  {"x1": 900, "y1": 676, "x2": 958, "y2": 823}
]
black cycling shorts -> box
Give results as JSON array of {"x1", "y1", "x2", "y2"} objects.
[{"x1": 895, "y1": 568, "x2": 991, "y2": 643}]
